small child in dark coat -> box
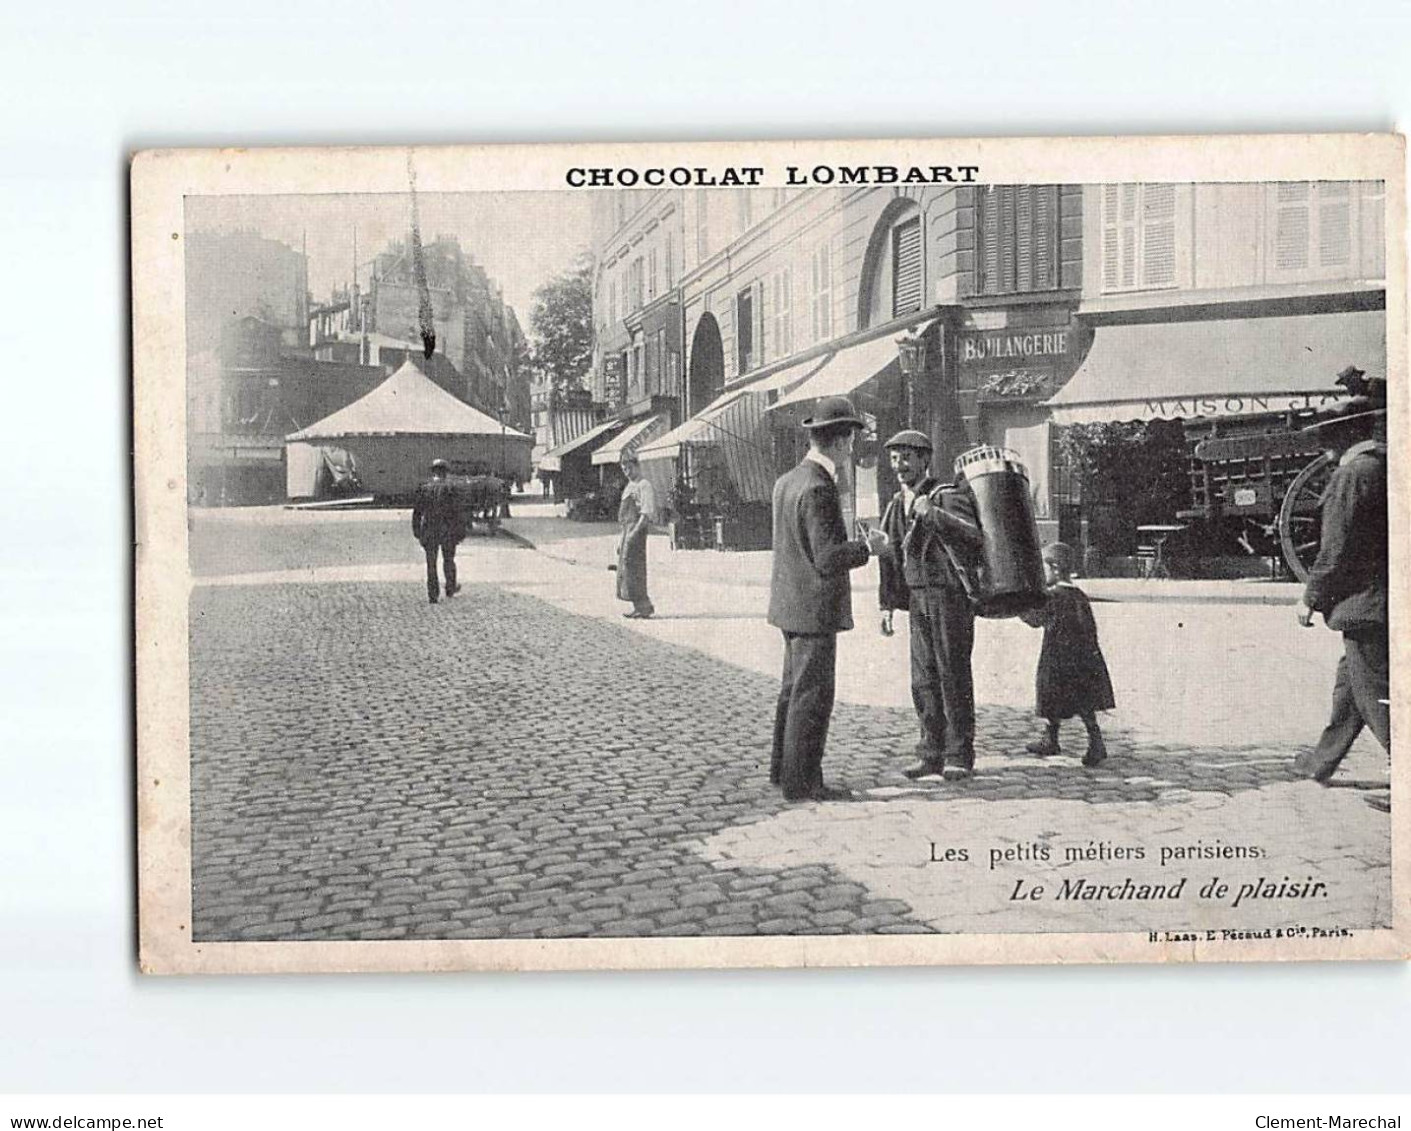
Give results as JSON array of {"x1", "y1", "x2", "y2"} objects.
[{"x1": 1019, "y1": 542, "x2": 1115, "y2": 767}]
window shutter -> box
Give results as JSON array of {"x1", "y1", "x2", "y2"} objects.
[
  {"x1": 1317, "y1": 182, "x2": 1352, "y2": 268},
  {"x1": 999, "y1": 187, "x2": 1018, "y2": 292},
  {"x1": 1274, "y1": 183, "x2": 1311, "y2": 271},
  {"x1": 1033, "y1": 186, "x2": 1056, "y2": 289},
  {"x1": 1101, "y1": 185, "x2": 1120, "y2": 290},
  {"x1": 892, "y1": 218, "x2": 923, "y2": 316},
  {"x1": 978, "y1": 186, "x2": 1000, "y2": 293},
  {"x1": 755, "y1": 280, "x2": 766, "y2": 368},
  {"x1": 1119, "y1": 185, "x2": 1138, "y2": 288},
  {"x1": 1141, "y1": 184, "x2": 1177, "y2": 286},
  {"x1": 1016, "y1": 188, "x2": 1034, "y2": 290},
  {"x1": 1361, "y1": 181, "x2": 1386, "y2": 277}
]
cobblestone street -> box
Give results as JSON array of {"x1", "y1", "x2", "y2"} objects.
[{"x1": 188, "y1": 508, "x2": 1393, "y2": 942}]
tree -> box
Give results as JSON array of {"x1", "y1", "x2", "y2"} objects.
[
  {"x1": 1056, "y1": 420, "x2": 1189, "y2": 553},
  {"x1": 528, "y1": 253, "x2": 593, "y2": 394}
]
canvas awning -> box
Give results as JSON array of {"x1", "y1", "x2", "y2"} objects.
[
  {"x1": 769, "y1": 331, "x2": 911, "y2": 412},
  {"x1": 592, "y1": 415, "x2": 668, "y2": 465},
  {"x1": 1044, "y1": 309, "x2": 1384, "y2": 425},
  {"x1": 537, "y1": 419, "x2": 625, "y2": 473},
  {"x1": 637, "y1": 392, "x2": 751, "y2": 463}
]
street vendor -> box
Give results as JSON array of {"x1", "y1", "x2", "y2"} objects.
[
  {"x1": 876, "y1": 429, "x2": 986, "y2": 781},
  {"x1": 616, "y1": 454, "x2": 657, "y2": 619}
]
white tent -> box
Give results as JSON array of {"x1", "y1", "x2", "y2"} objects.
[{"x1": 285, "y1": 360, "x2": 533, "y2": 497}]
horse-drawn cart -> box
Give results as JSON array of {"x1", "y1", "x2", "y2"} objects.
[{"x1": 1184, "y1": 421, "x2": 1335, "y2": 582}]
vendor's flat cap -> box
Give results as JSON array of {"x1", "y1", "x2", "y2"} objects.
[
  {"x1": 801, "y1": 395, "x2": 866, "y2": 430},
  {"x1": 884, "y1": 428, "x2": 933, "y2": 452},
  {"x1": 430, "y1": 458, "x2": 448, "y2": 469}
]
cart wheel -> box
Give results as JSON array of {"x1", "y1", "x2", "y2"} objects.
[{"x1": 1278, "y1": 452, "x2": 1336, "y2": 582}]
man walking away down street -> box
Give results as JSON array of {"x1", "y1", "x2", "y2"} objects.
[
  {"x1": 768, "y1": 396, "x2": 889, "y2": 802},
  {"x1": 877, "y1": 429, "x2": 985, "y2": 781},
  {"x1": 1293, "y1": 394, "x2": 1389, "y2": 786},
  {"x1": 616, "y1": 453, "x2": 657, "y2": 619},
  {"x1": 412, "y1": 458, "x2": 467, "y2": 605},
  {"x1": 1019, "y1": 541, "x2": 1116, "y2": 767}
]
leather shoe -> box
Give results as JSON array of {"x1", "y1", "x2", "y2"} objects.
[
  {"x1": 1026, "y1": 737, "x2": 1060, "y2": 757},
  {"x1": 942, "y1": 764, "x2": 974, "y2": 781},
  {"x1": 903, "y1": 759, "x2": 946, "y2": 780},
  {"x1": 1082, "y1": 736, "x2": 1108, "y2": 767}
]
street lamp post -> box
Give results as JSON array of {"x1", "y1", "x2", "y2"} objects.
[{"x1": 895, "y1": 330, "x2": 927, "y2": 430}]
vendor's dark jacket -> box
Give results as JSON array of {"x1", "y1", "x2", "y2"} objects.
[
  {"x1": 878, "y1": 476, "x2": 984, "y2": 611},
  {"x1": 412, "y1": 478, "x2": 467, "y2": 546},
  {"x1": 1303, "y1": 440, "x2": 1387, "y2": 633},
  {"x1": 767, "y1": 459, "x2": 871, "y2": 635}
]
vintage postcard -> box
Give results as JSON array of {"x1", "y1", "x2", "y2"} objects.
[{"x1": 134, "y1": 135, "x2": 1407, "y2": 973}]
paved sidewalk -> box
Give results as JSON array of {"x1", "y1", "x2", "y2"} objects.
[{"x1": 513, "y1": 524, "x2": 1303, "y2": 605}]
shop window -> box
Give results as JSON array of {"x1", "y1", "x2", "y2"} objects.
[
  {"x1": 771, "y1": 266, "x2": 793, "y2": 360},
  {"x1": 1101, "y1": 184, "x2": 1178, "y2": 292},
  {"x1": 892, "y1": 217, "x2": 923, "y2": 316},
  {"x1": 977, "y1": 185, "x2": 1061, "y2": 295},
  {"x1": 810, "y1": 242, "x2": 833, "y2": 343}
]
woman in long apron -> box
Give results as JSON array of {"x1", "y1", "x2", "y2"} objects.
[{"x1": 616, "y1": 454, "x2": 657, "y2": 619}]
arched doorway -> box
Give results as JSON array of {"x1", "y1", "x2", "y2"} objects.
[{"x1": 687, "y1": 313, "x2": 724, "y2": 417}]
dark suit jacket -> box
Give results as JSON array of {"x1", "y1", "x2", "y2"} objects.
[
  {"x1": 767, "y1": 458, "x2": 871, "y2": 634},
  {"x1": 877, "y1": 477, "x2": 983, "y2": 611},
  {"x1": 412, "y1": 478, "x2": 467, "y2": 546},
  {"x1": 1304, "y1": 440, "x2": 1387, "y2": 633}
]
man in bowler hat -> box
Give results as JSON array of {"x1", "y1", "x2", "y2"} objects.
[
  {"x1": 412, "y1": 458, "x2": 467, "y2": 605},
  {"x1": 768, "y1": 396, "x2": 889, "y2": 801},
  {"x1": 876, "y1": 429, "x2": 985, "y2": 780},
  {"x1": 1293, "y1": 394, "x2": 1390, "y2": 786}
]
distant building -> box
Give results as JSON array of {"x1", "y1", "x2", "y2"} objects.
[{"x1": 365, "y1": 235, "x2": 530, "y2": 430}]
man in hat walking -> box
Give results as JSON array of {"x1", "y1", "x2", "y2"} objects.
[
  {"x1": 412, "y1": 458, "x2": 467, "y2": 605},
  {"x1": 768, "y1": 396, "x2": 889, "y2": 802},
  {"x1": 1293, "y1": 395, "x2": 1390, "y2": 785},
  {"x1": 876, "y1": 429, "x2": 986, "y2": 780}
]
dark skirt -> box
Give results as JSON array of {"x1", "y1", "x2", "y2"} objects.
[
  {"x1": 616, "y1": 527, "x2": 649, "y2": 604},
  {"x1": 1034, "y1": 585, "x2": 1116, "y2": 719}
]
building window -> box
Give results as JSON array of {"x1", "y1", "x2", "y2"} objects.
[
  {"x1": 1266, "y1": 180, "x2": 1378, "y2": 282},
  {"x1": 1361, "y1": 181, "x2": 1386, "y2": 278},
  {"x1": 977, "y1": 185, "x2": 1061, "y2": 295},
  {"x1": 608, "y1": 279, "x2": 618, "y2": 326},
  {"x1": 771, "y1": 266, "x2": 793, "y2": 360},
  {"x1": 736, "y1": 285, "x2": 756, "y2": 375},
  {"x1": 627, "y1": 257, "x2": 645, "y2": 311},
  {"x1": 736, "y1": 192, "x2": 752, "y2": 235},
  {"x1": 663, "y1": 231, "x2": 674, "y2": 287},
  {"x1": 1101, "y1": 183, "x2": 1178, "y2": 292},
  {"x1": 810, "y1": 242, "x2": 833, "y2": 343},
  {"x1": 891, "y1": 217, "x2": 923, "y2": 317},
  {"x1": 648, "y1": 248, "x2": 658, "y2": 302},
  {"x1": 696, "y1": 190, "x2": 710, "y2": 261}
]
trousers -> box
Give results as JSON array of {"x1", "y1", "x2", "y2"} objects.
[
  {"x1": 908, "y1": 586, "x2": 976, "y2": 767},
  {"x1": 770, "y1": 631, "x2": 838, "y2": 800},
  {"x1": 423, "y1": 539, "x2": 458, "y2": 600},
  {"x1": 1297, "y1": 627, "x2": 1390, "y2": 780}
]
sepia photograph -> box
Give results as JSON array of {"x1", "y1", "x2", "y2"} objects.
[{"x1": 133, "y1": 137, "x2": 1406, "y2": 973}]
